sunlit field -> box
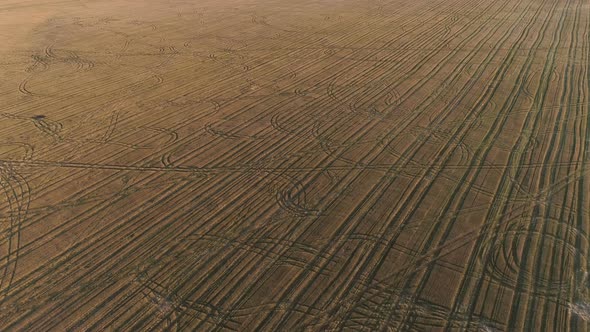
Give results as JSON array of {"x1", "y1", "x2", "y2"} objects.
[{"x1": 0, "y1": 0, "x2": 589, "y2": 330}]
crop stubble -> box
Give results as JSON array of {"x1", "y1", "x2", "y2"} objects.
[{"x1": 0, "y1": 0, "x2": 589, "y2": 330}]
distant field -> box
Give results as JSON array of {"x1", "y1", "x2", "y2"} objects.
[{"x1": 0, "y1": 0, "x2": 589, "y2": 330}]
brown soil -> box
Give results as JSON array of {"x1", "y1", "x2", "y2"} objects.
[{"x1": 0, "y1": 0, "x2": 589, "y2": 330}]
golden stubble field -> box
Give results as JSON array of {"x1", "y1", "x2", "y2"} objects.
[{"x1": 0, "y1": 0, "x2": 589, "y2": 330}]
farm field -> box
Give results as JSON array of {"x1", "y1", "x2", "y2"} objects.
[{"x1": 0, "y1": 0, "x2": 589, "y2": 330}]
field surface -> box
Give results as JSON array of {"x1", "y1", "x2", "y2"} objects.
[{"x1": 0, "y1": 0, "x2": 589, "y2": 330}]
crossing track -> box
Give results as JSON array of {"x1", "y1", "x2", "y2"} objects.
[{"x1": 0, "y1": 0, "x2": 588, "y2": 330}]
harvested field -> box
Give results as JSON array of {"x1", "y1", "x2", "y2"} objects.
[{"x1": 0, "y1": 0, "x2": 589, "y2": 330}]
